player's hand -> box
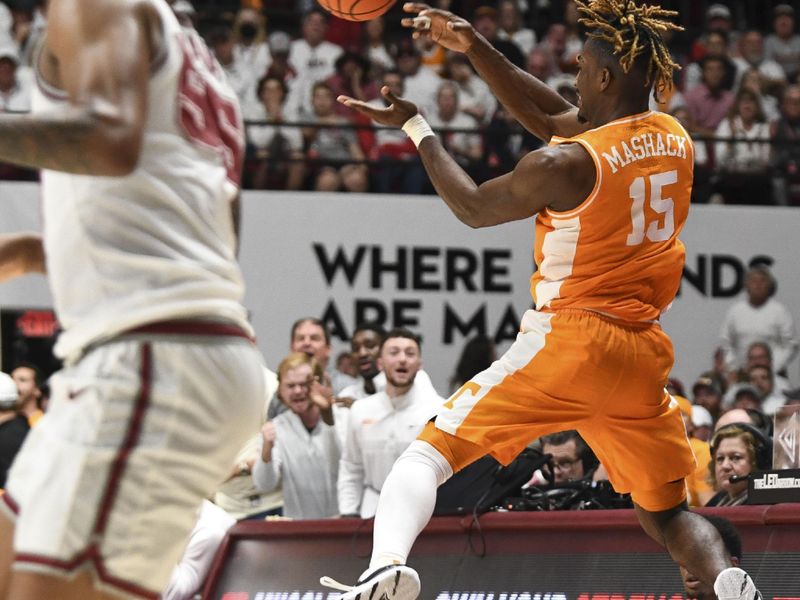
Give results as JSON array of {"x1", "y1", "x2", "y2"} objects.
[
  {"x1": 401, "y1": 3, "x2": 476, "y2": 54},
  {"x1": 338, "y1": 86, "x2": 418, "y2": 128},
  {"x1": 261, "y1": 421, "x2": 277, "y2": 448},
  {"x1": 310, "y1": 378, "x2": 334, "y2": 410}
]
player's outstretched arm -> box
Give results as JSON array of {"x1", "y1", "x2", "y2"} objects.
[
  {"x1": 340, "y1": 88, "x2": 595, "y2": 228},
  {"x1": 0, "y1": 232, "x2": 45, "y2": 282},
  {"x1": 0, "y1": 0, "x2": 154, "y2": 175},
  {"x1": 402, "y1": 3, "x2": 587, "y2": 141}
]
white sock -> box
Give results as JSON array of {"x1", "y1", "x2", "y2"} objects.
[{"x1": 367, "y1": 441, "x2": 453, "y2": 572}]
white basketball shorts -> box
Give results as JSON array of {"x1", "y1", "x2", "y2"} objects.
[{"x1": 0, "y1": 322, "x2": 265, "y2": 599}]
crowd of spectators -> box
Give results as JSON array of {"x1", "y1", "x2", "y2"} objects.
[
  {"x1": 0, "y1": 266, "x2": 798, "y2": 594},
  {"x1": 0, "y1": 0, "x2": 799, "y2": 203},
  {"x1": 0, "y1": 0, "x2": 799, "y2": 515},
  {"x1": 2, "y1": 264, "x2": 798, "y2": 519}
]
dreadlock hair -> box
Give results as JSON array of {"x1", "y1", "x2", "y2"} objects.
[{"x1": 576, "y1": 0, "x2": 683, "y2": 102}]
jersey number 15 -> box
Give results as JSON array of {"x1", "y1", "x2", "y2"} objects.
[{"x1": 626, "y1": 170, "x2": 677, "y2": 246}]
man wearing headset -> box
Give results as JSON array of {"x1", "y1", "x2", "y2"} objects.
[
  {"x1": 706, "y1": 423, "x2": 772, "y2": 507},
  {"x1": 541, "y1": 430, "x2": 603, "y2": 486}
]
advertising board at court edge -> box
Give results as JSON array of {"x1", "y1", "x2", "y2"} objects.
[{"x1": 219, "y1": 592, "x2": 800, "y2": 600}]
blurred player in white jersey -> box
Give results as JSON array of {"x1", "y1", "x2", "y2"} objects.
[{"x1": 0, "y1": 1, "x2": 264, "y2": 599}]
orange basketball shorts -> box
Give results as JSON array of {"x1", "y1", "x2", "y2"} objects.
[{"x1": 424, "y1": 308, "x2": 695, "y2": 496}]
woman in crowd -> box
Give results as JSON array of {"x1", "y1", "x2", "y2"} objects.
[
  {"x1": 497, "y1": 0, "x2": 537, "y2": 56},
  {"x1": 247, "y1": 75, "x2": 305, "y2": 190},
  {"x1": 706, "y1": 425, "x2": 761, "y2": 507},
  {"x1": 305, "y1": 82, "x2": 369, "y2": 192},
  {"x1": 362, "y1": 16, "x2": 394, "y2": 72},
  {"x1": 326, "y1": 52, "x2": 379, "y2": 118},
  {"x1": 715, "y1": 87, "x2": 773, "y2": 204},
  {"x1": 671, "y1": 105, "x2": 712, "y2": 203},
  {"x1": 443, "y1": 52, "x2": 498, "y2": 125},
  {"x1": 739, "y1": 68, "x2": 781, "y2": 122},
  {"x1": 232, "y1": 8, "x2": 270, "y2": 89}
]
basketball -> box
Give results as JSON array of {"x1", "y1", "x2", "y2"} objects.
[{"x1": 316, "y1": 0, "x2": 396, "y2": 22}]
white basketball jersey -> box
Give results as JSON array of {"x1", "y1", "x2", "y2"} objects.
[{"x1": 32, "y1": 0, "x2": 253, "y2": 361}]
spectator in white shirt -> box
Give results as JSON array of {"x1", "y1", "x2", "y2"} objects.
[
  {"x1": 497, "y1": 0, "x2": 536, "y2": 56},
  {"x1": 720, "y1": 265, "x2": 798, "y2": 377},
  {"x1": 682, "y1": 29, "x2": 737, "y2": 94},
  {"x1": 267, "y1": 317, "x2": 346, "y2": 422},
  {"x1": 733, "y1": 30, "x2": 786, "y2": 91},
  {"x1": 395, "y1": 40, "x2": 441, "y2": 118},
  {"x1": 0, "y1": 2, "x2": 13, "y2": 49},
  {"x1": 334, "y1": 323, "x2": 387, "y2": 446},
  {"x1": 289, "y1": 9, "x2": 343, "y2": 81},
  {"x1": 247, "y1": 75, "x2": 305, "y2": 190},
  {"x1": 12, "y1": 0, "x2": 46, "y2": 68},
  {"x1": 444, "y1": 52, "x2": 497, "y2": 125},
  {"x1": 362, "y1": 16, "x2": 394, "y2": 72},
  {"x1": 252, "y1": 353, "x2": 340, "y2": 520},
  {"x1": 339, "y1": 323, "x2": 387, "y2": 402},
  {"x1": 338, "y1": 329, "x2": 443, "y2": 518},
  {"x1": 289, "y1": 8, "x2": 343, "y2": 117},
  {"x1": 290, "y1": 317, "x2": 346, "y2": 394},
  {"x1": 162, "y1": 500, "x2": 235, "y2": 600},
  {"x1": 714, "y1": 88, "x2": 772, "y2": 204},
  {"x1": 210, "y1": 27, "x2": 255, "y2": 114},
  {"x1": 427, "y1": 81, "x2": 482, "y2": 171},
  {"x1": 232, "y1": 8, "x2": 271, "y2": 95},
  {"x1": 765, "y1": 4, "x2": 800, "y2": 82},
  {"x1": 739, "y1": 68, "x2": 780, "y2": 123}
]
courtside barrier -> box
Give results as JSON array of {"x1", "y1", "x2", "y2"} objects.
[{"x1": 203, "y1": 504, "x2": 800, "y2": 600}]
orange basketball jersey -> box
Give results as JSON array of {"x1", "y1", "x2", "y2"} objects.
[{"x1": 531, "y1": 111, "x2": 694, "y2": 323}]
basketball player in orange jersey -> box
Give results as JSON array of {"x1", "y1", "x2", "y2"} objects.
[
  {"x1": 0, "y1": 1, "x2": 265, "y2": 600},
  {"x1": 323, "y1": 2, "x2": 762, "y2": 599}
]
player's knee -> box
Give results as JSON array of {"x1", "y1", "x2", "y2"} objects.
[
  {"x1": 631, "y1": 479, "x2": 687, "y2": 513},
  {"x1": 397, "y1": 439, "x2": 453, "y2": 486}
]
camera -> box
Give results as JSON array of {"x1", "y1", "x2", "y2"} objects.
[{"x1": 501, "y1": 478, "x2": 633, "y2": 511}]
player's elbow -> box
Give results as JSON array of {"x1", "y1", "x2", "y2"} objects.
[
  {"x1": 87, "y1": 107, "x2": 144, "y2": 176},
  {"x1": 457, "y1": 199, "x2": 492, "y2": 229},
  {"x1": 21, "y1": 234, "x2": 46, "y2": 274},
  {"x1": 100, "y1": 129, "x2": 143, "y2": 176},
  {"x1": 459, "y1": 201, "x2": 501, "y2": 229},
  {"x1": 463, "y1": 216, "x2": 490, "y2": 229}
]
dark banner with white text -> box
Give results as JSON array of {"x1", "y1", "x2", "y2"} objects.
[{"x1": 203, "y1": 506, "x2": 800, "y2": 600}]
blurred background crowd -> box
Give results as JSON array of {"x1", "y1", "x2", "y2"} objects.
[
  {"x1": 2, "y1": 262, "x2": 798, "y2": 520},
  {"x1": 1, "y1": 0, "x2": 799, "y2": 519},
  {"x1": 0, "y1": 0, "x2": 799, "y2": 203}
]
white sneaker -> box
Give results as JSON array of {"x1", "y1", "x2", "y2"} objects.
[
  {"x1": 321, "y1": 565, "x2": 421, "y2": 600},
  {"x1": 714, "y1": 567, "x2": 762, "y2": 600}
]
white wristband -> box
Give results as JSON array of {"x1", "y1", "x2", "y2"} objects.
[{"x1": 402, "y1": 114, "x2": 435, "y2": 148}]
